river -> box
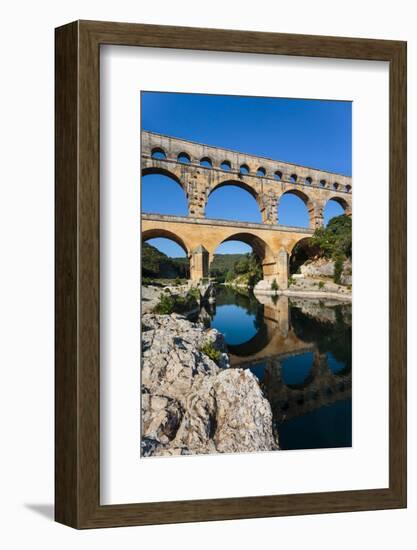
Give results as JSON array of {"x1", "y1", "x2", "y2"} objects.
[{"x1": 198, "y1": 285, "x2": 352, "y2": 451}]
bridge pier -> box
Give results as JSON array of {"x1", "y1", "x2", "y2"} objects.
[
  {"x1": 190, "y1": 245, "x2": 209, "y2": 281},
  {"x1": 312, "y1": 201, "x2": 325, "y2": 228},
  {"x1": 276, "y1": 249, "x2": 289, "y2": 290}
]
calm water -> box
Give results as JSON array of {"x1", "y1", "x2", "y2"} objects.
[{"x1": 201, "y1": 286, "x2": 352, "y2": 451}]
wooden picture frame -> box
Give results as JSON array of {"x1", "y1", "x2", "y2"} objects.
[{"x1": 55, "y1": 20, "x2": 407, "y2": 528}]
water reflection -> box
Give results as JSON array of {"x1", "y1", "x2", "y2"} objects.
[{"x1": 200, "y1": 286, "x2": 352, "y2": 451}]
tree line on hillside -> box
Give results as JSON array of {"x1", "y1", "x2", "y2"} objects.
[
  {"x1": 142, "y1": 243, "x2": 250, "y2": 283},
  {"x1": 142, "y1": 242, "x2": 189, "y2": 280}
]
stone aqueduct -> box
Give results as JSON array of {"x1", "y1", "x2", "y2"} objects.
[{"x1": 141, "y1": 131, "x2": 352, "y2": 288}]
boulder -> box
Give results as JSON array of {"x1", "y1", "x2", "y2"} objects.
[{"x1": 141, "y1": 313, "x2": 278, "y2": 456}]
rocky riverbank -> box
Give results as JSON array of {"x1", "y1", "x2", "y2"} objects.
[{"x1": 141, "y1": 313, "x2": 278, "y2": 456}]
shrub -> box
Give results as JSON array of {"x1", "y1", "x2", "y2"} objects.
[
  {"x1": 288, "y1": 276, "x2": 295, "y2": 287},
  {"x1": 271, "y1": 278, "x2": 279, "y2": 291},
  {"x1": 200, "y1": 342, "x2": 221, "y2": 365},
  {"x1": 187, "y1": 287, "x2": 200, "y2": 301},
  {"x1": 153, "y1": 293, "x2": 176, "y2": 314},
  {"x1": 153, "y1": 290, "x2": 199, "y2": 315},
  {"x1": 318, "y1": 281, "x2": 325, "y2": 289},
  {"x1": 333, "y1": 254, "x2": 344, "y2": 284},
  {"x1": 174, "y1": 276, "x2": 181, "y2": 286}
]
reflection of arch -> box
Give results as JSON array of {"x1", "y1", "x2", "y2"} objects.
[
  {"x1": 228, "y1": 323, "x2": 271, "y2": 357},
  {"x1": 142, "y1": 228, "x2": 191, "y2": 257},
  {"x1": 278, "y1": 189, "x2": 314, "y2": 228}
]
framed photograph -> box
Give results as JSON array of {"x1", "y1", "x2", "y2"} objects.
[{"x1": 55, "y1": 20, "x2": 406, "y2": 528}]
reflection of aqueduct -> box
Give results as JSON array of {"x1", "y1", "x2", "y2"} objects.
[
  {"x1": 228, "y1": 295, "x2": 315, "y2": 365},
  {"x1": 141, "y1": 131, "x2": 352, "y2": 288},
  {"x1": 225, "y1": 296, "x2": 351, "y2": 423},
  {"x1": 264, "y1": 352, "x2": 352, "y2": 424}
]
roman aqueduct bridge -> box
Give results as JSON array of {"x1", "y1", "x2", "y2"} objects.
[{"x1": 141, "y1": 131, "x2": 352, "y2": 287}]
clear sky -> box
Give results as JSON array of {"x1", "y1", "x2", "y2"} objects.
[{"x1": 142, "y1": 92, "x2": 351, "y2": 257}]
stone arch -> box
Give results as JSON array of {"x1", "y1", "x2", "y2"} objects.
[
  {"x1": 142, "y1": 166, "x2": 185, "y2": 192},
  {"x1": 142, "y1": 167, "x2": 189, "y2": 216},
  {"x1": 150, "y1": 147, "x2": 166, "y2": 159},
  {"x1": 325, "y1": 195, "x2": 352, "y2": 217},
  {"x1": 277, "y1": 189, "x2": 315, "y2": 228},
  {"x1": 209, "y1": 178, "x2": 259, "y2": 202},
  {"x1": 142, "y1": 228, "x2": 191, "y2": 258},
  {"x1": 177, "y1": 151, "x2": 191, "y2": 164},
  {"x1": 207, "y1": 179, "x2": 264, "y2": 222},
  {"x1": 211, "y1": 231, "x2": 275, "y2": 280},
  {"x1": 289, "y1": 236, "x2": 318, "y2": 275},
  {"x1": 200, "y1": 156, "x2": 212, "y2": 168},
  {"x1": 220, "y1": 160, "x2": 232, "y2": 171}
]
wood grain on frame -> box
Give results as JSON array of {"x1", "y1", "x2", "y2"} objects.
[{"x1": 55, "y1": 20, "x2": 407, "y2": 528}]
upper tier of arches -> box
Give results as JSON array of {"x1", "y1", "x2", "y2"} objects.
[{"x1": 145, "y1": 140, "x2": 352, "y2": 192}]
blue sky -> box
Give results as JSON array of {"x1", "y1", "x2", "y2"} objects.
[{"x1": 142, "y1": 92, "x2": 351, "y2": 257}]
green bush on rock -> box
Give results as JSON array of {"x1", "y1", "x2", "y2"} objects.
[
  {"x1": 200, "y1": 342, "x2": 221, "y2": 365},
  {"x1": 153, "y1": 290, "x2": 199, "y2": 315}
]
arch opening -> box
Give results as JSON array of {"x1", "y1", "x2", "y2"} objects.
[
  {"x1": 200, "y1": 156, "x2": 212, "y2": 168},
  {"x1": 210, "y1": 233, "x2": 272, "y2": 285},
  {"x1": 177, "y1": 152, "x2": 191, "y2": 164},
  {"x1": 290, "y1": 174, "x2": 298, "y2": 183},
  {"x1": 240, "y1": 164, "x2": 250, "y2": 175},
  {"x1": 142, "y1": 170, "x2": 188, "y2": 216},
  {"x1": 323, "y1": 197, "x2": 348, "y2": 226},
  {"x1": 220, "y1": 160, "x2": 231, "y2": 171},
  {"x1": 257, "y1": 167, "x2": 266, "y2": 177},
  {"x1": 274, "y1": 170, "x2": 282, "y2": 181},
  {"x1": 281, "y1": 352, "x2": 315, "y2": 389},
  {"x1": 305, "y1": 176, "x2": 313, "y2": 185},
  {"x1": 277, "y1": 190, "x2": 312, "y2": 228},
  {"x1": 206, "y1": 181, "x2": 262, "y2": 223},
  {"x1": 142, "y1": 233, "x2": 190, "y2": 282},
  {"x1": 289, "y1": 237, "x2": 320, "y2": 275},
  {"x1": 150, "y1": 147, "x2": 166, "y2": 160}
]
